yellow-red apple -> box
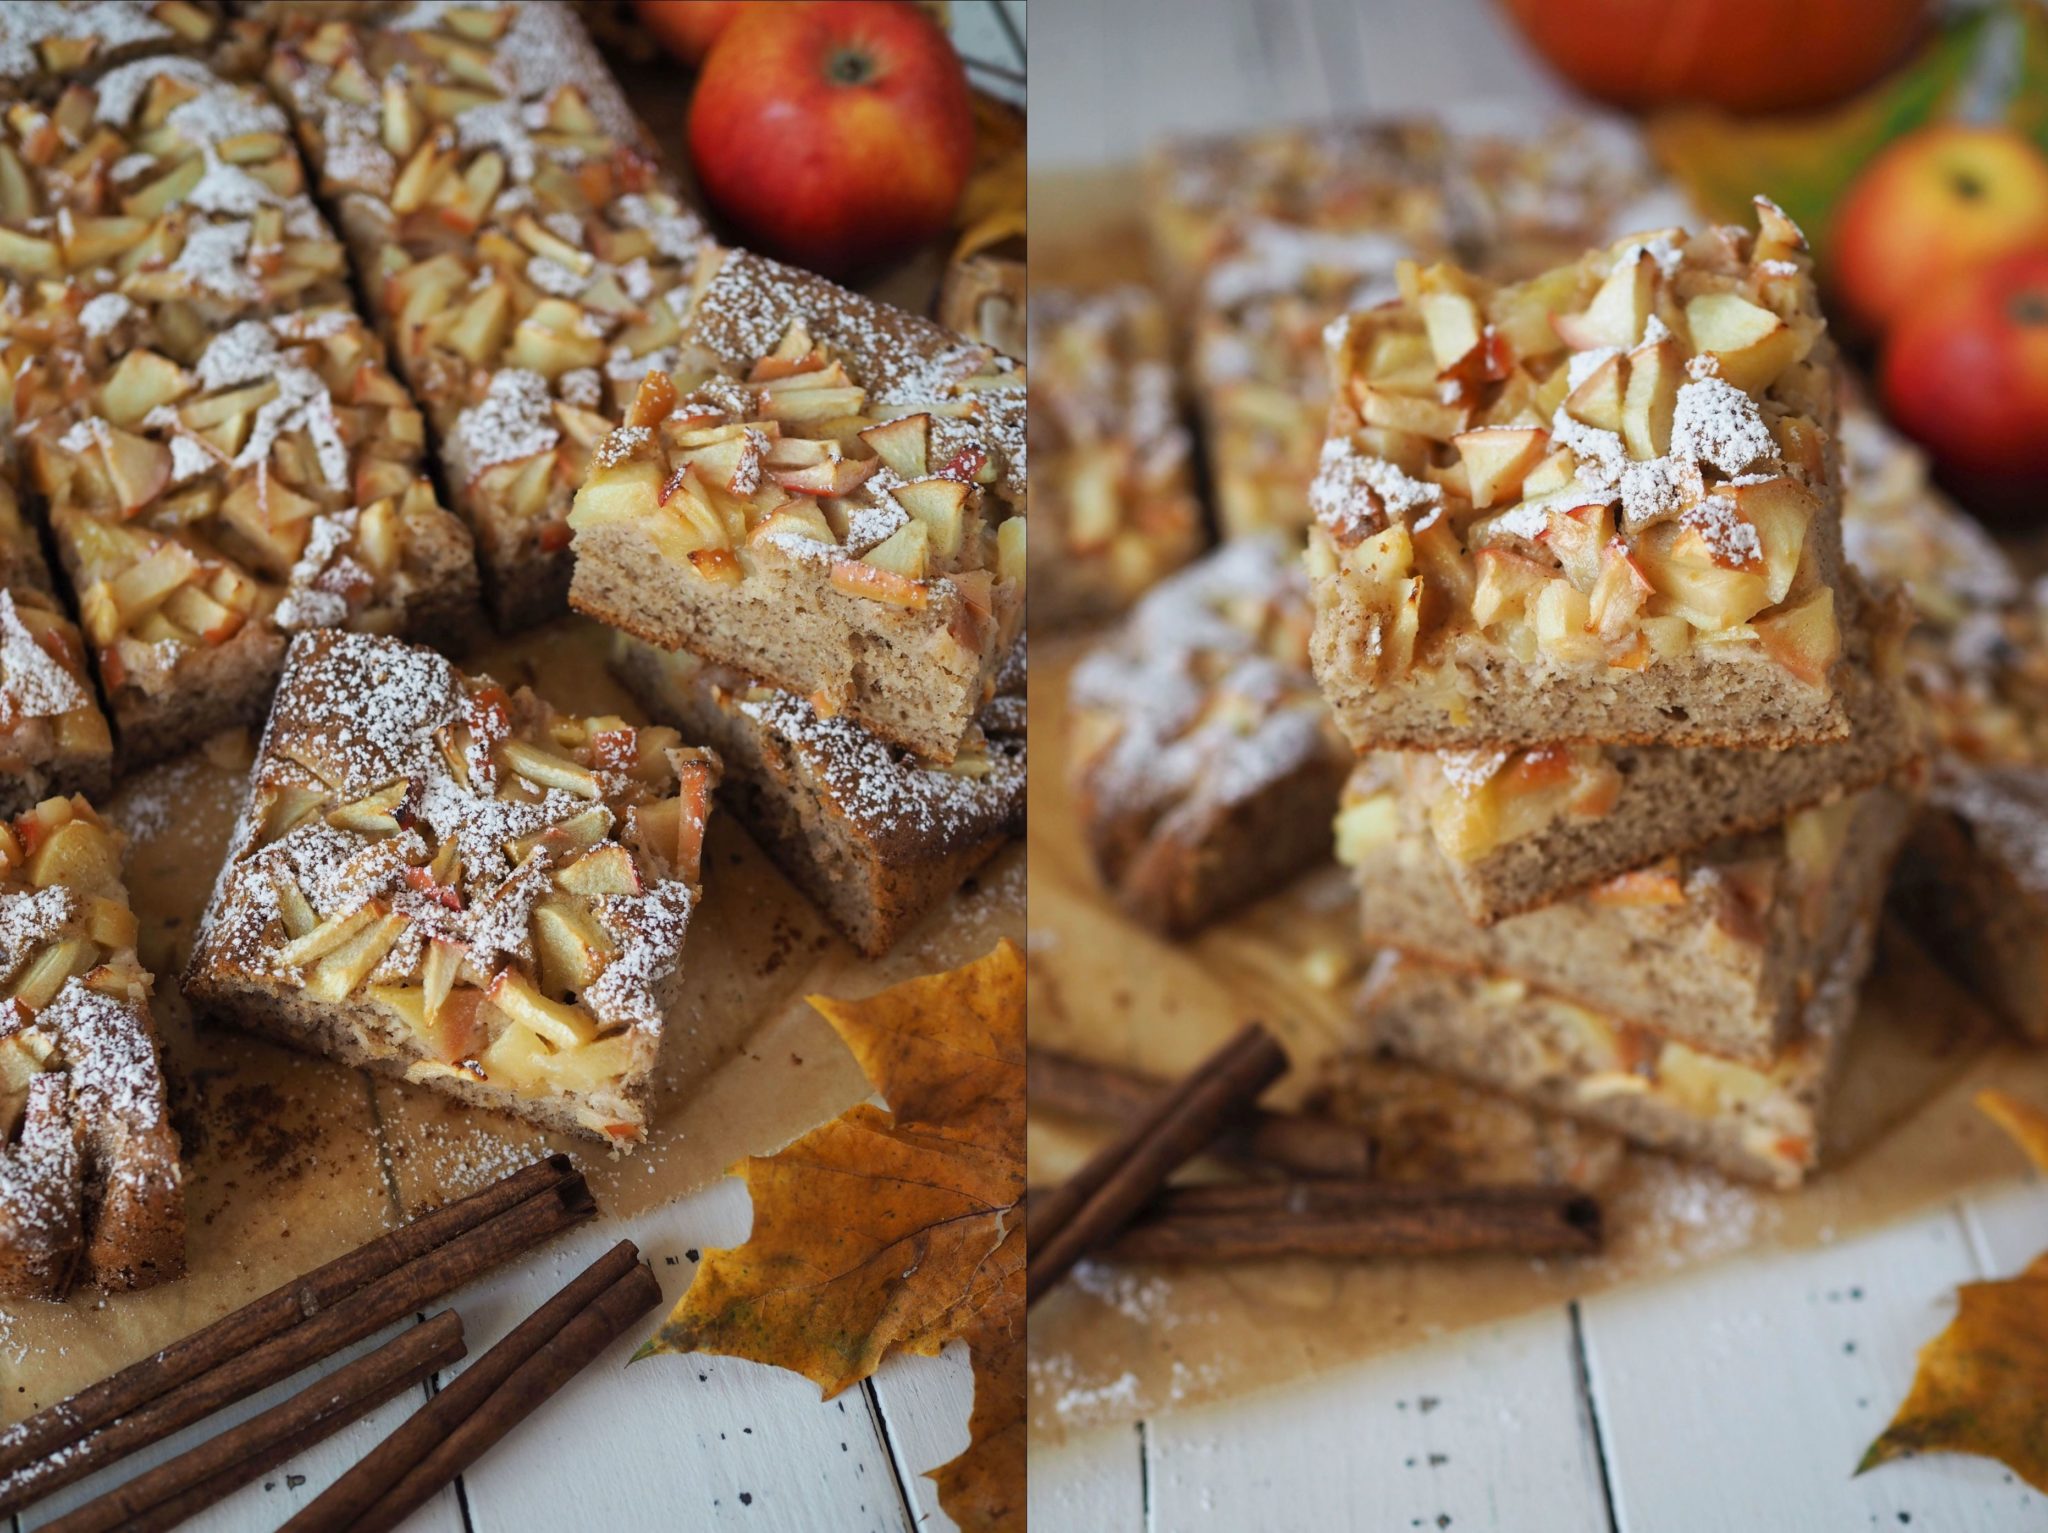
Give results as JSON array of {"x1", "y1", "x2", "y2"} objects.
[
  {"x1": 687, "y1": 1, "x2": 974, "y2": 278},
  {"x1": 1829, "y1": 125, "x2": 2048, "y2": 340},
  {"x1": 1880, "y1": 247, "x2": 2048, "y2": 511}
]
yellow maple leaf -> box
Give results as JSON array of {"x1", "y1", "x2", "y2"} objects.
[
  {"x1": 1858, "y1": 1090, "x2": 2048, "y2": 1492},
  {"x1": 1857, "y1": 1255, "x2": 2048, "y2": 1493},
  {"x1": 926, "y1": 1223, "x2": 1024, "y2": 1531},
  {"x1": 638, "y1": 940, "x2": 1024, "y2": 1532}
]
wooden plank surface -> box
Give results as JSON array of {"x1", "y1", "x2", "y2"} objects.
[{"x1": 1143, "y1": 1312, "x2": 1610, "y2": 1533}]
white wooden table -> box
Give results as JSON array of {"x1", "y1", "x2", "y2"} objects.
[
  {"x1": 5, "y1": 6, "x2": 1023, "y2": 1532},
  {"x1": 1029, "y1": 0, "x2": 2048, "y2": 1528}
]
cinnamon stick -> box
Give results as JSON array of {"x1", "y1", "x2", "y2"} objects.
[
  {"x1": 0, "y1": 1153, "x2": 580, "y2": 1482},
  {"x1": 1107, "y1": 1180, "x2": 1604, "y2": 1263},
  {"x1": 1028, "y1": 1022, "x2": 1288, "y2": 1306},
  {"x1": 282, "y1": 1240, "x2": 643, "y2": 1533},
  {"x1": 0, "y1": 1171, "x2": 595, "y2": 1516},
  {"x1": 341, "y1": 1256, "x2": 664, "y2": 1533},
  {"x1": 43, "y1": 1311, "x2": 468, "y2": 1533},
  {"x1": 1030, "y1": 1047, "x2": 1373, "y2": 1179}
]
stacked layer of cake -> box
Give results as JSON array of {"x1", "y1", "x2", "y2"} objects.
[
  {"x1": 570, "y1": 257, "x2": 1031, "y2": 954},
  {"x1": 1309, "y1": 207, "x2": 1920, "y2": 1188},
  {"x1": 1070, "y1": 116, "x2": 1943, "y2": 1192}
]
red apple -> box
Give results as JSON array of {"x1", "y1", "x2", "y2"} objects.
[
  {"x1": 1500, "y1": 0, "x2": 1928, "y2": 115},
  {"x1": 1880, "y1": 248, "x2": 2048, "y2": 511},
  {"x1": 632, "y1": 1, "x2": 755, "y2": 68},
  {"x1": 686, "y1": 1, "x2": 974, "y2": 278},
  {"x1": 1830, "y1": 125, "x2": 2048, "y2": 341}
]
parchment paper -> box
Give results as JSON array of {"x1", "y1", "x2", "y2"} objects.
[
  {"x1": 1025, "y1": 511, "x2": 2047, "y2": 1437},
  {"x1": 0, "y1": 618, "x2": 1023, "y2": 1421}
]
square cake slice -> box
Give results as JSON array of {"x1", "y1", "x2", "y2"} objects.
[
  {"x1": 1069, "y1": 537, "x2": 1354, "y2": 934},
  {"x1": 1309, "y1": 200, "x2": 1852, "y2": 750},
  {"x1": 0, "y1": 57, "x2": 351, "y2": 324},
  {"x1": 0, "y1": 473, "x2": 114, "y2": 818},
  {"x1": 1368, "y1": 579, "x2": 1916, "y2": 925},
  {"x1": 1356, "y1": 908, "x2": 1874, "y2": 1190},
  {"x1": 1030, "y1": 286, "x2": 1204, "y2": 626},
  {"x1": 1161, "y1": 117, "x2": 1678, "y2": 541},
  {"x1": 183, "y1": 629, "x2": 716, "y2": 1145},
  {"x1": 1, "y1": 793, "x2": 183, "y2": 1298},
  {"x1": 1340, "y1": 779, "x2": 1912, "y2": 1065},
  {"x1": 569, "y1": 248, "x2": 1026, "y2": 763},
  {"x1": 24, "y1": 307, "x2": 480, "y2": 767},
  {"x1": 612, "y1": 634, "x2": 1024, "y2": 958},
  {"x1": 265, "y1": 0, "x2": 712, "y2": 629}
]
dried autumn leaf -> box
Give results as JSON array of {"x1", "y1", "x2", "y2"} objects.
[
  {"x1": 1857, "y1": 1252, "x2": 2048, "y2": 1493},
  {"x1": 1976, "y1": 1088, "x2": 2048, "y2": 1171},
  {"x1": 953, "y1": 91, "x2": 1025, "y2": 263},
  {"x1": 1858, "y1": 1088, "x2": 2048, "y2": 1493},
  {"x1": 927, "y1": 1222, "x2": 1024, "y2": 1531},
  {"x1": 637, "y1": 940, "x2": 1024, "y2": 1532}
]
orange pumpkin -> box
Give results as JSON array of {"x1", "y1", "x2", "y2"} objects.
[{"x1": 1499, "y1": 0, "x2": 1930, "y2": 115}]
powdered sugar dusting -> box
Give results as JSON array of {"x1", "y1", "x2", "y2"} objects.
[
  {"x1": 450, "y1": 368, "x2": 560, "y2": 478},
  {"x1": 1310, "y1": 436, "x2": 1442, "y2": 538},
  {"x1": 1671, "y1": 376, "x2": 1776, "y2": 477},
  {"x1": 0, "y1": 592, "x2": 88, "y2": 724}
]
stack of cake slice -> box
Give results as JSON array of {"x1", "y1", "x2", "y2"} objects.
[
  {"x1": 571, "y1": 254, "x2": 1029, "y2": 956},
  {"x1": 1308, "y1": 202, "x2": 1921, "y2": 1187}
]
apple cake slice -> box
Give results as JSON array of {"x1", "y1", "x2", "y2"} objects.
[
  {"x1": 569, "y1": 249, "x2": 1026, "y2": 764},
  {"x1": 1069, "y1": 537, "x2": 1354, "y2": 935},
  {"x1": 265, "y1": 0, "x2": 708, "y2": 628},
  {"x1": 1374, "y1": 577, "x2": 1917, "y2": 924},
  {"x1": 612, "y1": 634, "x2": 1023, "y2": 958},
  {"x1": 0, "y1": 470, "x2": 115, "y2": 818},
  {"x1": 22, "y1": 307, "x2": 479, "y2": 767},
  {"x1": 1142, "y1": 118, "x2": 1454, "y2": 314},
  {"x1": 0, "y1": 57, "x2": 352, "y2": 324},
  {"x1": 1151, "y1": 117, "x2": 1680, "y2": 541},
  {"x1": 1340, "y1": 774, "x2": 1912, "y2": 1066},
  {"x1": 1356, "y1": 905, "x2": 1878, "y2": 1190},
  {"x1": 1, "y1": 793, "x2": 183, "y2": 1298},
  {"x1": 1839, "y1": 404, "x2": 2048, "y2": 1041},
  {"x1": 1310, "y1": 201, "x2": 1852, "y2": 750},
  {"x1": 1031, "y1": 286, "x2": 1204, "y2": 627},
  {"x1": 0, "y1": 1, "x2": 226, "y2": 100},
  {"x1": 184, "y1": 629, "x2": 718, "y2": 1145}
]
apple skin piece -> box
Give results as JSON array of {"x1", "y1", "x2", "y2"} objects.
[
  {"x1": 1554, "y1": 248, "x2": 1653, "y2": 351},
  {"x1": 1753, "y1": 587, "x2": 1840, "y2": 686}
]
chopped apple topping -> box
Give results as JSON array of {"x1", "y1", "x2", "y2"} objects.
[
  {"x1": 1309, "y1": 206, "x2": 1840, "y2": 683},
  {"x1": 189, "y1": 634, "x2": 721, "y2": 1140}
]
